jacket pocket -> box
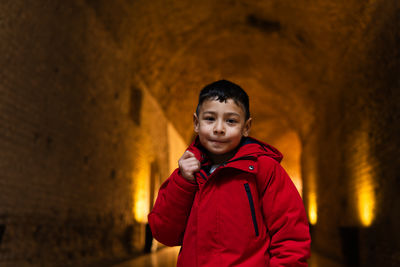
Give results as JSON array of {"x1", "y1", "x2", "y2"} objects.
[{"x1": 244, "y1": 183, "x2": 259, "y2": 237}]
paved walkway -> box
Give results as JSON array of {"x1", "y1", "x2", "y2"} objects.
[{"x1": 113, "y1": 246, "x2": 344, "y2": 267}]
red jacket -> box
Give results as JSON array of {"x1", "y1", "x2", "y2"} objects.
[{"x1": 148, "y1": 137, "x2": 311, "y2": 266}]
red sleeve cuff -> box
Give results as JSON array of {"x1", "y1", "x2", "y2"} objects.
[{"x1": 172, "y1": 169, "x2": 198, "y2": 192}]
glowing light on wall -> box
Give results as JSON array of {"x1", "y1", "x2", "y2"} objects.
[
  {"x1": 308, "y1": 192, "x2": 317, "y2": 225},
  {"x1": 132, "y1": 123, "x2": 187, "y2": 224},
  {"x1": 274, "y1": 131, "x2": 303, "y2": 197},
  {"x1": 305, "y1": 157, "x2": 318, "y2": 225},
  {"x1": 357, "y1": 175, "x2": 375, "y2": 226},
  {"x1": 290, "y1": 175, "x2": 303, "y2": 198},
  {"x1": 129, "y1": 87, "x2": 188, "y2": 225},
  {"x1": 351, "y1": 124, "x2": 376, "y2": 227},
  {"x1": 133, "y1": 158, "x2": 150, "y2": 223}
]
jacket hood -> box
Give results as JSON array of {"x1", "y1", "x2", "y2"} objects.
[{"x1": 187, "y1": 136, "x2": 283, "y2": 164}]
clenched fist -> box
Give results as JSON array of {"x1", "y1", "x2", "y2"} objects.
[{"x1": 178, "y1": 150, "x2": 201, "y2": 181}]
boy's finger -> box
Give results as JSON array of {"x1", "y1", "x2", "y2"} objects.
[
  {"x1": 188, "y1": 161, "x2": 200, "y2": 169},
  {"x1": 185, "y1": 157, "x2": 199, "y2": 164},
  {"x1": 182, "y1": 150, "x2": 195, "y2": 159}
]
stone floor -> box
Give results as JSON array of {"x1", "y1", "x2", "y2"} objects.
[{"x1": 113, "y1": 246, "x2": 344, "y2": 267}]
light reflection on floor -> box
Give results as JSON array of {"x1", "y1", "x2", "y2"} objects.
[
  {"x1": 113, "y1": 247, "x2": 180, "y2": 267},
  {"x1": 113, "y1": 246, "x2": 344, "y2": 267}
]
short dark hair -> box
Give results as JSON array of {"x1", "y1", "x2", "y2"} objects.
[{"x1": 196, "y1": 79, "x2": 250, "y2": 120}]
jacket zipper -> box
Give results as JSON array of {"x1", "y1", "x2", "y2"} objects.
[
  {"x1": 244, "y1": 183, "x2": 259, "y2": 237},
  {"x1": 199, "y1": 156, "x2": 255, "y2": 180}
]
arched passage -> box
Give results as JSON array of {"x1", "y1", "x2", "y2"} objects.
[{"x1": 0, "y1": 0, "x2": 399, "y2": 266}]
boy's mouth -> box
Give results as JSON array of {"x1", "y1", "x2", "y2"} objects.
[{"x1": 209, "y1": 139, "x2": 228, "y2": 144}]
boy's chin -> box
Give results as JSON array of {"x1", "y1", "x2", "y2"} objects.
[{"x1": 206, "y1": 147, "x2": 232, "y2": 156}]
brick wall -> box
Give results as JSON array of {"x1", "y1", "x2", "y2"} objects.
[
  {"x1": 0, "y1": 1, "x2": 176, "y2": 265},
  {"x1": 304, "y1": 1, "x2": 400, "y2": 265}
]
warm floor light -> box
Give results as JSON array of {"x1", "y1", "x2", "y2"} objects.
[{"x1": 308, "y1": 192, "x2": 317, "y2": 225}]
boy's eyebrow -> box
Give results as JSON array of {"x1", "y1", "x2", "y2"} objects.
[
  {"x1": 202, "y1": 111, "x2": 216, "y2": 115},
  {"x1": 202, "y1": 111, "x2": 240, "y2": 117},
  {"x1": 224, "y1": 112, "x2": 240, "y2": 117}
]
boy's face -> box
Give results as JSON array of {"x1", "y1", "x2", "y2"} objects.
[{"x1": 193, "y1": 99, "x2": 251, "y2": 163}]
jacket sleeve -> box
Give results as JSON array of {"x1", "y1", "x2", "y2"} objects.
[
  {"x1": 259, "y1": 157, "x2": 311, "y2": 267},
  {"x1": 148, "y1": 168, "x2": 198, "y2": 246}
]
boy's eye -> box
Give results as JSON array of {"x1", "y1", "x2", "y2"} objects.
[
  {"x1": 227, "y1": 119, "x2": 238, "y2": 124},
  {"x1": 204, "y1": 117, "x2": 215, "y2": 121}
]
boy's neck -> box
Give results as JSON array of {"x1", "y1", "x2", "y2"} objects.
[{"x1": 207, "y1": 147, "x2": 239, "y2": 165}]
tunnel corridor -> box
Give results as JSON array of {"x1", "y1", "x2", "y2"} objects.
[{"x1": 1, "y1": 0, "x2": 400, "y2": 266}]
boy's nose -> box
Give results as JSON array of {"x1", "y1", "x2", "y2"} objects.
[{"x1": 213, "y1": 121, "x2": 225, "y2": 134}]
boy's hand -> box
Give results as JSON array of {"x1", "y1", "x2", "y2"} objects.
[{"x1": 178, "y1": 151, "x2": 200, "y2": 181}]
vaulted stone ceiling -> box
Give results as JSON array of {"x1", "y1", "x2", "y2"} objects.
[{"x1": 90, "y1": 0, "x2": 396, "y2": 143}]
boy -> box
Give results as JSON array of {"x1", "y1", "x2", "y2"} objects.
[{"x1": 148, "y1": 80, "x2": 311, "y2": 266}]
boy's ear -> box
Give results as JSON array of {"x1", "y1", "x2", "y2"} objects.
[
  {"x1": 242, "y1": 117, "x2": 252, "y2": 137},
  {"x1": 193, "y1": 113, "x2": 200, "y2": 133}
]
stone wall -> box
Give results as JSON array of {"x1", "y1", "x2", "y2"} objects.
[
  {"x1": 305, "y1": 1, "x2": 400, "y2": 265},
  {"x1": 0, "y1": 1, "x2": 182, "y2": 265}
]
